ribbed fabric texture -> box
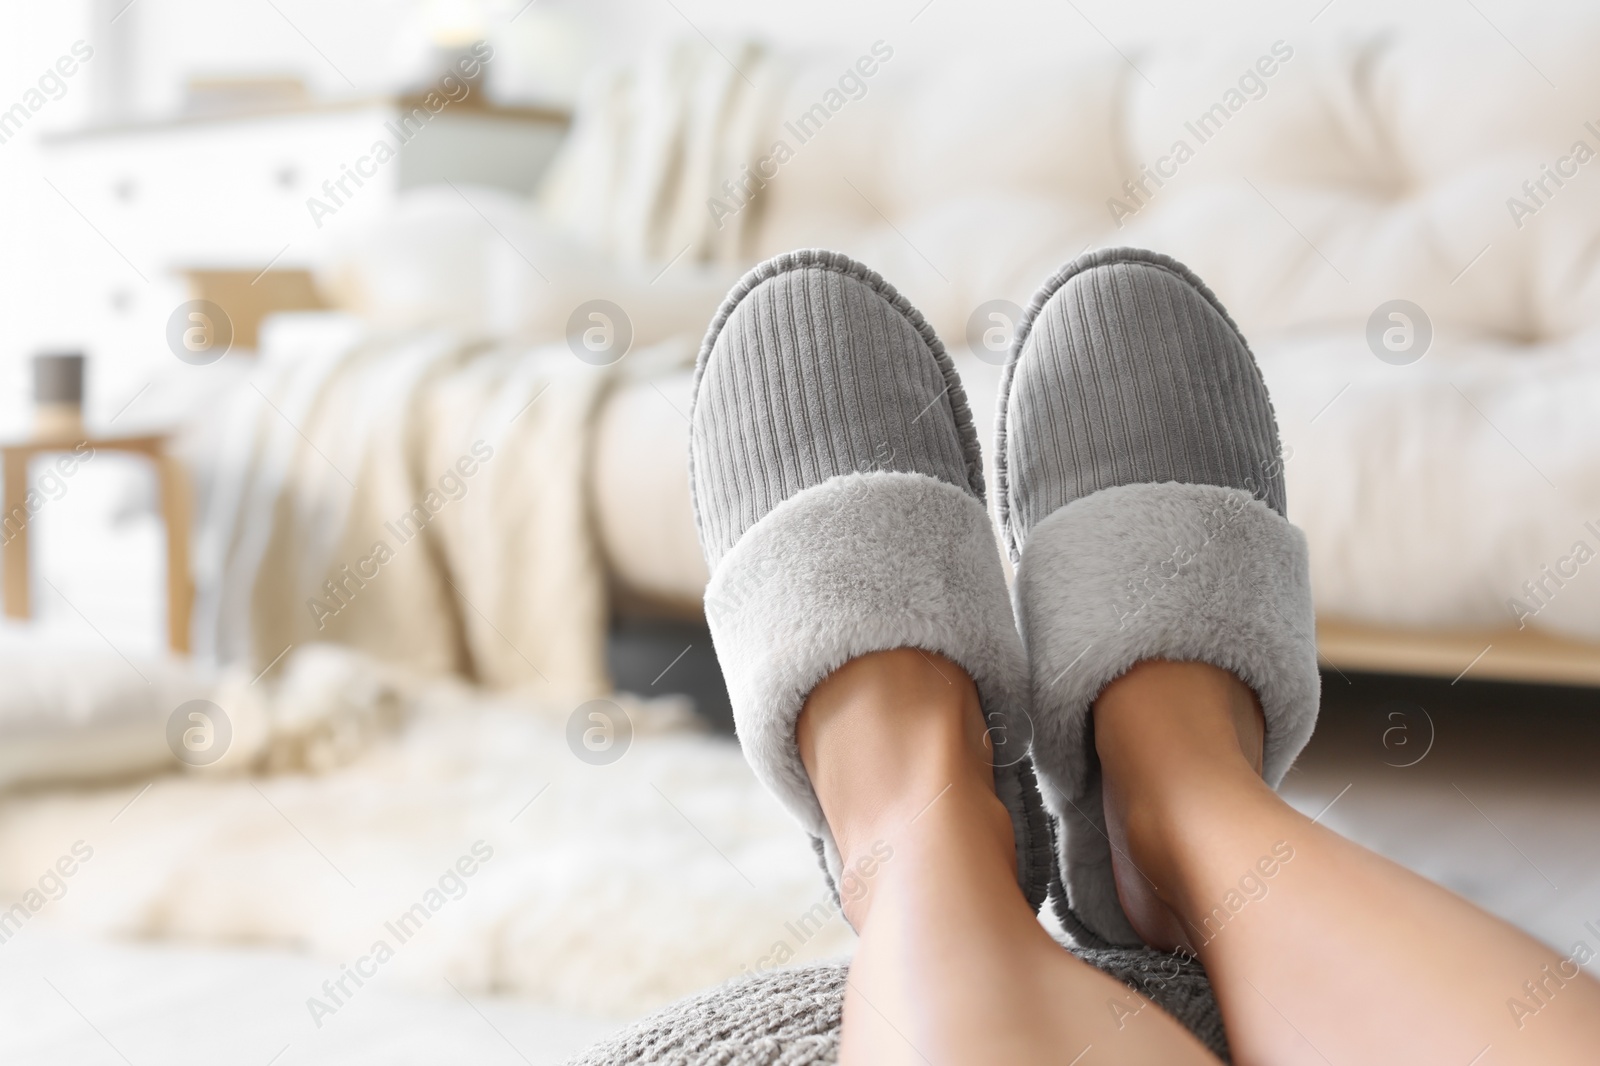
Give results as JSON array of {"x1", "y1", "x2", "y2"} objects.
[
  {"x1": 569, "y1": 949, "x2": 1231, "y2": 1065},
  {"x1": 999, "y1": 249, "x2": 1286, "y2": 559},
  {"x1": 691, "y1": 252, "x2": 975, "y2": 570}
]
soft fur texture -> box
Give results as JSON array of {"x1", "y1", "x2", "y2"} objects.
[
  {"x1": 704, "y1": 470, "x2": 1049, "y2": 907},
  {"x1": 1014, "y1": 481, "x2": 1320, "y2": 946}
]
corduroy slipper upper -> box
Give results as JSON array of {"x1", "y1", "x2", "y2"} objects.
[
  {"x1": 690, "y1": 248, "x2": 1053, "y2": 912},
  {"x1": 997, "y1": 247, "x2": 1320, "y2": 948}
]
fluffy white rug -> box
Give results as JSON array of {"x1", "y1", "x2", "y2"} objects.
[{"x1": 0, "y1": 647, "x2": 853, "y2": 1019}]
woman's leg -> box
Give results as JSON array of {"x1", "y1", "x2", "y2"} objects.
[
  {"x1": 1096, "y1": 659, "x2": 1600, "y2": 1066},
  {"x1": 798, "y1": 647, "x2": 1220, "y2": 1065}
]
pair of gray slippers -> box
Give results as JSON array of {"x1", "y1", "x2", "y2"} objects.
[{"x1": 688, "y1": 247, "x2": 1319, "y2": 950}]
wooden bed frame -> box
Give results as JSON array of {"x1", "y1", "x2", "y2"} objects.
[{"x1": 1316, "y1": 618, "x2": 1600, "y2": 689}]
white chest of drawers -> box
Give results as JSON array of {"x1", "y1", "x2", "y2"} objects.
[{"x1": 39, "y1": 98, "x2": 567, "y2": 409}]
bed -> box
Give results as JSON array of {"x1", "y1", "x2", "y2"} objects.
[{"x1": 198, "y1": 20, "x2": 1600, "y2": 692}]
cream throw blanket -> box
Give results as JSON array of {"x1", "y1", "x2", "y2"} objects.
[
  {"x1": 539, "y1": 39, "x2": 792, "y2": 267},
  {"x1": 185, "y1": 36, "x2": 789, "y2": 689},
  {"x1": 191, "y1": 331, "x2": 692, "y2": 695}
]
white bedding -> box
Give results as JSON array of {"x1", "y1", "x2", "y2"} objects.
[
  {"x1": 549, "y1": 21, "x2": 1600, "y2": 643},
  {"x1": 579, "y1": 336, "x2": 1600, "y2": 640},
  {"x1": 42, "y1": 23, "x2": 1600, "y2": 687},
  {"x1": 590, "y1": 368, "x2": 707, "y2": 611}
]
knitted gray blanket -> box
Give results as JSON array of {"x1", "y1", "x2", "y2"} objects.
[{"x1": 569, "y1": 945, "x2": 1229, "y2": 1064}]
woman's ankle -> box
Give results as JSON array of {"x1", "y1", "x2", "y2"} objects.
[
  {"x1": 1091, "y1": 660, "x2": 1276, "y2": 949},
  {"x1": 841, "y1": 781, "x2": 1019, "y2": 928},
  {"x1": 797, "y1": 648, "x2": 1014, "y2": 926},
  {"x1": 1095, "y1": 660, "x2": 1265, "y2": 780}
]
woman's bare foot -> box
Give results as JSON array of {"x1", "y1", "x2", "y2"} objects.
[
  {"x1": 798, "y1": 647, "x2": 1011, "y2": 928},
  {"x1": 1091, "y1": 658, "x2": 1600, "y2": 1065},
  {"x1": 1093, "y1": 659, "x2": 1267, "y2": 952},
  {"x1": 800, "y1": 649, "x2": 1222, "y2": 1065}
]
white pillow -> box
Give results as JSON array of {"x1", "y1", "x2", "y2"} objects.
[
  {"x1": 0, "y1": 627, "x2": 213, "y2": 790},
  {"x1": 0, "y1": 636, "x2": 412, "y2": 790},
  {"x1": 315, "y1": 184, "x2": 736, "y2": 350},
  {"x1": 314, "y1": 184, "x2": 537, "y2": 332}
]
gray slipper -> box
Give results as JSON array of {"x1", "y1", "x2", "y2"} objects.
[
  {"x1": 997, "y1": 247, "x2": 1320, "y2": 948},
  {"x1": 690, "y1": 248, "x2": 1053, "y2": 911}
]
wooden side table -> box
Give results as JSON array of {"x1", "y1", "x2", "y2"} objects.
[{"x1": 1, "y1": 434, "x2": 193, "y2": 654}]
